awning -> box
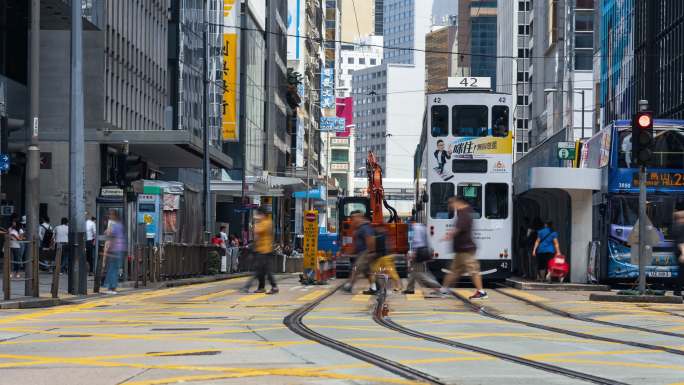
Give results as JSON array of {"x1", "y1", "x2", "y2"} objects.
[{"x1": 269, "y1": 176, "x2": 305, "y2": 187}]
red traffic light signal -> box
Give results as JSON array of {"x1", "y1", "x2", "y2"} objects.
[{"x1": 631, "y1": 111, "x2": 654, "y2": 166}]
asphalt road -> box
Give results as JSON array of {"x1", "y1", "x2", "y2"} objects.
[{"x1": 0, "y1": 276, "x2": 683, "y2": 385}]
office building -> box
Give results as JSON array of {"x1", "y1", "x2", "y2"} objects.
[
  {"x1": 426, "y1": 22, "x2": 458, "y2": 93},
  {"x1": 340, "y1": 0, "x2": 375, "y2": 42},
  {"x1": 457, "y1": 0, "x2": 497, "y2": 85},
  {"x1": 337, "y1": 36, "x2": 384, "y2": 98}
]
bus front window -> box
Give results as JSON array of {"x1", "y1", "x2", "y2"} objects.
[
  {"x1": 492, "y1": 106, "x2": 509, "y2": 138},
  {"x1": 430, "y1": 183, "x2": 454, "y2": 219},
  {"x1": 618, "y1": 128, "x2": 684, "y2": 169},
  {"x1": 431, "y1": 105, "x2": 449, "y2": 137},
  {"x1": 453, "y1": 106, "x2": 487, "y2": 137}
]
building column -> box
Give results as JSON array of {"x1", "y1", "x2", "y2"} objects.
[{"x1": 567, "y1": 189, "x2": 593, "y2": 283}]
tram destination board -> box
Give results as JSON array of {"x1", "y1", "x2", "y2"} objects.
[{"x1": 632, "y1": 172, "x2": 684, "y2": 187}]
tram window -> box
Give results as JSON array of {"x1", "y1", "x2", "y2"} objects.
[
  {"x1": 453, "y1": 159, "x2": 488, "y2": 173},
  {"x1": 431, "y1": 105, "x2": 449, "y2": 137},
  {"x1": 453, "y1": 106, "x2": 488, "y2": 137},
  {"x1": 457, "y1": 183, "x2": 482, "y2": 219},
  {"x1": 430, "y1": 183, "x2": 454, "y2": 219},
  {"x1": 492, "y1": 106, "x2": 510, "y2": 137},
  {"x1": 485, "y1": 183, "x2": 509, "y2": 219}
]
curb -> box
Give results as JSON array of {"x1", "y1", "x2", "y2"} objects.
[
  {"x1": 1, "y1": 273, "x2": 252, "y2": 309},
  {"x1": 505, "y1": 278, "x2": 611, "y2": 291},
  {"x1": 589, "y1": 293, "x2": 683, "y2": 304}
]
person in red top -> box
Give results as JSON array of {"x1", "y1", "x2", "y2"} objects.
[
  {"x1": 440, "y1": 196, "x2": 488, "y2": 300},
  {"x1": 211, "y1": 234, "x2": 225, "y2": 248}
]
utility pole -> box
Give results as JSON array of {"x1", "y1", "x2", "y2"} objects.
[
  {"x1": 202, "y1": 0, "x2": 211, "y2": 242},
  {"x1": 69, "y1": 0, "x2": 87, "y2": 295},
  {"x1": 239, "y1": 0, "x2": 249, "y2": 243},
  {"x1": 25, "y1": 0, "x2": 41, "y2": 297}
]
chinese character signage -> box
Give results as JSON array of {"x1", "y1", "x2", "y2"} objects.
[
  {"x1": 320, "y1": 68, "x2": 335, "y2": 109},
  {"x1": 222, "y1": 0, "x2": 239, "y2": 141},
  {"x1": 303, "y1": 210, "x2": 319, "y2": 270},
  {"x1": 336, "y1": 97, "x2": 353, "y2": 137},
  {"x1": 320, "y1": 117, "x2": 346, "y2": 132}
]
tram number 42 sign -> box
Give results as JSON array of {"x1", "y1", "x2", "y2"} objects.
[{"x1": 557, "y1": 142, "x2": 576, "y2": 161}]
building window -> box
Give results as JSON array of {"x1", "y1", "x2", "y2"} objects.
[
  {"x1": 348, "y1": 57, "x2": 354, "y2": 64},
  {"x1": 359, "y1": 58, "x2": 366, "y2": 65},
  {"x1": 370, "y1": 58, "x2": 377, "y2": 65},
  {"x1": 517, "y1": 95, "x2": 529, "y2": 105},
  {"x1": 518, "y1": 48, "x2": 530, "y2": 58},
  {"x1": 518, "y1": 24, "x2": 530, "y2": 35}
]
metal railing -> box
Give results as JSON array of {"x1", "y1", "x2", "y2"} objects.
[{"x1": 2, "y1": 235, "x2": 40, "y2": 300}]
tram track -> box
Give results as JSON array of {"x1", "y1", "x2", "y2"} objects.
[
  {"x1": 373, "y1": 292, "x2": 628, "y2": 385},
  {"x1": 493, "y1": 287, "x2": 684, "y2": 339},
  {"x1": 450, "y1": 289, "x2": 684, "y2": 357},
  {"x1": 283, "y1": 285, "x2": 445, "y2": 385}
]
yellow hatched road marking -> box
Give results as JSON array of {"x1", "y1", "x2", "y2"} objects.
[
  {"x1": 406, "y1": 289, "x2": 424, "y2": 301},
  {"x1": 499, "y1": 288, "x2": 550, "y2": 302},
  {"x1": 352, "y1": 294, "x2": 370, "y2": 302},
  {"x1": 297, "y1": 290, "x2": 328, "y2": 301},
  {"x1": 191, "y1": 289, "x2": 236, "y2": 302},
  {"x1": 237, "y1": 293, "x2": 267, "y2": 303}
]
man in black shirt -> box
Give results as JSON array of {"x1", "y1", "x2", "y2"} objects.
[{"x1": 440, "y1": 196, "x2": 488, "y2": 300}]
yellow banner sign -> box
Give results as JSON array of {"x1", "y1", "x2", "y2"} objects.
[
  {"x1": 303, "y1": 210, "x2": 319, "y2": 270},
  {"x1": 222, "y1": 0, "x2": 238, "y2": 141}
]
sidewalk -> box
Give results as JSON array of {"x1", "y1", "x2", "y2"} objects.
[{"x1": 1, "y1": 272, "x2": 250, "y2": 309}]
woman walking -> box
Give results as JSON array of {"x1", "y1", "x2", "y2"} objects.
[{"x1": 8, "y1": 219, "x2": 24, "y2": 278}]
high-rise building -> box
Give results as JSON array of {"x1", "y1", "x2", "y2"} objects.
[
  {"x1": 351, "y1": 0, "x2": 431, "y2": 212},
  {"x1": 374, "y1": 0, "x2": 384, "y2": 35},
  {"x1": 457, "y1": 0, "x2": 497, "y2": 86},
  {"x1": 598, "y1": 0, "x2": 684, "y2": 125},
  {"x1": 426, "y1": 22, "x2": 458, "y2": 93},
  {"x1": 337, "y1": 36, "x2": 384, "y2": 98}
]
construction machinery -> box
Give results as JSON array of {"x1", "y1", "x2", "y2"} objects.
[{"x1": 335, "y1": 152, "x2": 409, "y2": 277}]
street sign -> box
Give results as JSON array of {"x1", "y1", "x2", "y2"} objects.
[
  {"x1": 557, "y1": 142, "x2": 576, "y2": 160},
  {"x1": 0, "y1": 153, "x2": 9, "y2": 172},
  {"x1": 303, "y1": 210, "x2": 318, "y2": 270}
]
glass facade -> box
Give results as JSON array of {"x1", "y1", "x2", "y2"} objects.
[
  {"x1": 243, "y1": 15, "x2": 266, "y2": 175},
  {"x1": 175, "y1": 0, "x2": 222, "y2": 145},
  {"x1": 470, "y1": 14, "x2": 497, "y2": 87}
]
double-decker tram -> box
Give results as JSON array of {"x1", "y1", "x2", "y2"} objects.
[{"x1": 415, "y1": 78, "x2": 513, "y2": 279}]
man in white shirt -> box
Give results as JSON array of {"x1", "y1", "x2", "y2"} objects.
[
  {"x1": 404, "y1": 219, "x2": 440, "y2": 294},
  {"x1": 219, "y1": 225, "x2": 229, "y2": 272},
  {"x1": 53, "y1": 218, "x2": 70, "y2": 274},
  {"x1": 86, "y1": 215, "x2": 97, "y2": 273}
]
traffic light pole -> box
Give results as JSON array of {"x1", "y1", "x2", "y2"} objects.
[{"x1": 638, "y1": 165, "x2": 647, "y2": 294}]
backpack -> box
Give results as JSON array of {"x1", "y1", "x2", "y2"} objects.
[
  {"x1": 41, "y1": 225, "x2": 54, "y2": 249},
  {"x1": 374, "y1": 229, "x2": 387, "y2": 258}
]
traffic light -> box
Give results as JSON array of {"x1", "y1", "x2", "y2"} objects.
[
  {"x1": 117, "y1": 153, "x2": 145, "y2": 186},
  {"x1": 631, "y1": 111, "x2": 654, "y2": 166}
]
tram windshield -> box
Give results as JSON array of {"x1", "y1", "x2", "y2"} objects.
[
  {"x1": 610, "y1": 195, "x2": 684, "y2": 240},
  {"x1": 617, "y1": 129, "x2": 684, "y2": 168}
]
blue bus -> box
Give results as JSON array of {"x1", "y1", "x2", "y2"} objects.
[{"x1": 581, "y1": 120, "x2": 684, "y2": 282}]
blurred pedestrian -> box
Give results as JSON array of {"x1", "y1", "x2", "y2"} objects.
[
  {"x1": 673, "y1": 210, "x2": 684, "y2": 297},
  {"x1": 103, "y1": 210, "x2": 125, "y2": 294},
  {"x1": 440, "y1": 196, "x2": 488, "y2": 300},
  {"x1": 532, "y1": 221, "x2": 561, "y2": 282},
  {"x1": 342, "y1": 211, "x2": 377, "y2": 294},
  {"x1": 370, "y1": 227, "x2": 402, "y2": 292},
  {"x1": 86, "y1": 215, "x2": 97, "y2": 273},
  {"x1": 8, "y1": 219, "x2": 23, "y2": 278},
  {"x1": 404, "y1": 219, "x2": 439, "y2": 294},
  {"x1": 241, "y1": 207, "x2": 278, "y2": 294},
  {"x1": 54, "y1": 218, "x2": 70, "y2": 274}
]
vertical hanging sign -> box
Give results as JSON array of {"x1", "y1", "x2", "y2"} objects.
[{"x1": 222, "y1": 0, "x2": 239, "y2": 141}]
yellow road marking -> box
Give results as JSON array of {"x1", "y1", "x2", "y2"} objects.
[
  {"x1": 406, "y1": 289, "x2": 424, "y2": 301},
  {"x1": 352, "y1": 293, "x2": 370, "y2": 302},
  {"x1": 542, "y1": 358, "x2": 684, "y2": 371},
  {"x1": 123, "y1": 371, "x2": 425, "y2": 385},
  {"x1": 297, "y1": 290, "x2": 328, "y2": 301},
  {"x1": 499, "y1": 288, "x2": 549, "y2": 302},
  {"x1": 190, "y1": 289, "x2": 236, "y2": 302},
  {"x1": 237, "y1": 293, "x2": 267, "y2": 303}
]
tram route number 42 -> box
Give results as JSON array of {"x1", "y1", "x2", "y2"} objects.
[{"x1": 446, "y1": 77, "x2": 492, "y2": 91}]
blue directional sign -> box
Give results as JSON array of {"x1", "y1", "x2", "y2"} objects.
[{"x1": 0, "y1": 154, "x2": 9, "y2": 172}]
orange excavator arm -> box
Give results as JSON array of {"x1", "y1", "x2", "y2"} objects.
[{"x1": 366, "y1": 151, "x2": 400, "y2": 224}]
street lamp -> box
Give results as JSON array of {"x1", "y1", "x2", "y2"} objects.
[{"x1": 544, "y1": 88, "x2": 588, "y2": 139}]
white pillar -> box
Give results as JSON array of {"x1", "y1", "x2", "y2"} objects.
[{"x1": 567, "y1": 189, "x2": 594, "y2": 283}]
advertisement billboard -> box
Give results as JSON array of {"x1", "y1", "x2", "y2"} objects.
[
  {"x1": 320, "y1": 67, "x2": 335, "y2": 109},
  {"x1": 222, "y1": 0, "x2": 239, "y2": 141},
  {"x1": 287, "y1": 0, "x2": 304, "y2": 60},
  {"x1": 336, "y1": 97, "x2": 353, "y2": 137}
]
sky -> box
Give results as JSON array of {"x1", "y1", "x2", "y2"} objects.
[{"x1": 432, "y1": 0, "x2": 458, "y2": 26}]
